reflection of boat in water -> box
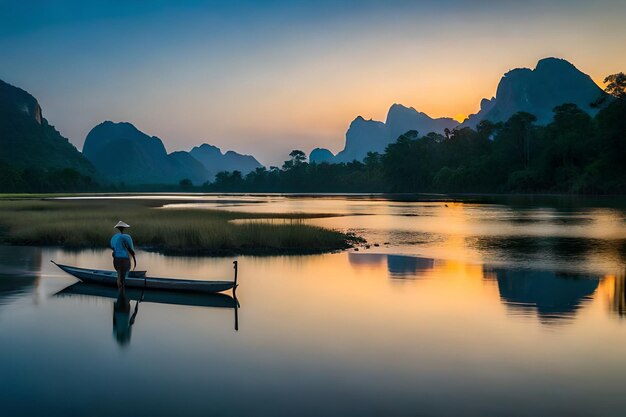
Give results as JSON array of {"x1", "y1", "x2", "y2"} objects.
[
  {"x1": 56, "y1": 282, "x2": 240, "y2": 332},
  {"x1": 57, "y1": 282, "x2": 239, "y2": 309},
  {"x1": 51, "y1": 261, "x2": 238, "y2": 294}
]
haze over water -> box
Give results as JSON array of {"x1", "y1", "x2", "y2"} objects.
[{"x1": 1, "y1": 195, "x2": 626, "y2": 416}]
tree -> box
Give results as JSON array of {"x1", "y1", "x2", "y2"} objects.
[
  {"x1": 494, "y1": 112, "x2": 537, "y2": 170},
  {"x1": 179, "y1": 178, "x2": 192, "y2": 189},
  {"x1": 604, "y1": 72, "x2": 626, "y2": 99},
  {"x1": 595, "y1": 98, "x2": 626, "y2": 189},
  {"x1": 363, "y1": 151, "x2": 381, "y2": 167},
  {"x1": 282, "y1": 150, "x2": 307, "y2": 171},
  {"x1": 535, "y1": 104, "x2": 595, "y2": 191},
  {"x1": 212, "y1": 171, "x2": 244, "y2": 191}
]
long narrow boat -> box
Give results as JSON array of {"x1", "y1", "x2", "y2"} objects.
[{"x1": 51, "y1": 261, "x2": 238, "y2": 294}]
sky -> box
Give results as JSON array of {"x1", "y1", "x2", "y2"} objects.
[{"x1": 1, "y1": 0, "x2": 625, "y2": 166}]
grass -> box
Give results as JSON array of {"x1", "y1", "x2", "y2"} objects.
[{"x1": 0, "y1": 198, "x2": 361, "y2": 255}]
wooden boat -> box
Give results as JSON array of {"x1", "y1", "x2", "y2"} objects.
[
  {"x1": 56, "y1": 282, "x2": 239, "y2": 309},
  {"x1": 51, "y1": 260, "x2": 238, "y2": 294}
]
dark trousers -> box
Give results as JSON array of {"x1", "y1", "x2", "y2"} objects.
[{"x1": 113, "y1": 257, "x2": 131, "y2": 285}]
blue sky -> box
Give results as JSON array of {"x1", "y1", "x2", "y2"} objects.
[{"x1": 1, "y1": 0, "x2": 625, "y2": 165}]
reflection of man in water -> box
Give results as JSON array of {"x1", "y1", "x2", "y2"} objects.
[
  {"x1": 113, "y1": 288, "x2": 139, "y2": 346},
  {"x1": 110, "y1": 221, "x2": 136, "y2": 289}
]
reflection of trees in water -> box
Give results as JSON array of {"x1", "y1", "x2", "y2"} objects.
[
  {"x1": 387, "y1": 255, "x2": 434, "y2": 278},
  {"x1": 347, "y1": 253, "x2": 386, "y2": 267},
  {"x1": 490, "y1": 268, "x2": 599, "y2": 324},
  {"x1": 348, "y1": 253, "x2": 434, "y2": 279},
  {"x1": 496, "y1": 209, "x2": 594, "y2": 226},
  {"x1": 469, "y1": 235, "x2": 626, "y2": 266},
  {"x1": 0, "y1": 246, "x2": 41, "y2": 305}
]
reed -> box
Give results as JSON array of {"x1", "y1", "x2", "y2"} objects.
[{"x1": 0, "y1": 199, "x2": 360, "y2": 255}]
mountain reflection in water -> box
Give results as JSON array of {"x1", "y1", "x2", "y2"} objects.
[
  {"x1": 2, "y1": 196, "x2": 626, "y2": 416},
  {"x1": 348, "y1": 253, "x2": 434, "y2": 278},
  {"x1": 348, "y1": 252, "x2": 621, "y2": 324},
  {"x1": 488, "y1": 268, "x2": 599, "y2": 324},
  {"x1": 2, "y1": 243, "x2": 626, "y2": 416}
]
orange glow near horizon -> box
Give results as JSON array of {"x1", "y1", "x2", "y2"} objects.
[
  {"x1": 454, "y1": 114, "x2": 468, "y2": 123},
  {"x1": 3, "y1": 2, "x2": 625, "y2": 166}
]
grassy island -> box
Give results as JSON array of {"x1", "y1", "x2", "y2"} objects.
[{"x1": 0, "y1": 198, "x2": 361, "y2": 255}]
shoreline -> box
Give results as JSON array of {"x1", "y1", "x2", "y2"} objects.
[{"x1": 0, "y1": 198, "x2": 362, "y2": 256}]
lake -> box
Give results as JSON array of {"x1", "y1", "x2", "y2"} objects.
[{"x1": 2, "y1": 194, "x2": 626, "y2": 416}]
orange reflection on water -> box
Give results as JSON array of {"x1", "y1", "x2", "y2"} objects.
[{"x1": 597, "y1": 273, "x2": 626, "y2": 318}]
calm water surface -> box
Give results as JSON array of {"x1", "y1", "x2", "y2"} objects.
[{"x1": 2, "y1": 195, "x2": 626, "y2": 416}]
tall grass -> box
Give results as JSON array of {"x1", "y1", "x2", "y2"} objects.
[{"x1": 0, "y1": 199, "x2": 359, "y2": 255}]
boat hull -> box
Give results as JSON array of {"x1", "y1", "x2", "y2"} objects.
[{"x1": 52, "y1": 262, "x2": 236, "y2": 294}]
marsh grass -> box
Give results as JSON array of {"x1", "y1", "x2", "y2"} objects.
[{"x1": 0, "y1": 199, "x2": 360, "y2": 255}]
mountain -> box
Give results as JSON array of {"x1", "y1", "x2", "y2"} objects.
[
  {"x1": 334, "y1": 116, "x2": 387, "y2": 163},
  {"x1": 168, "y1": 151, "x2": 210, "y2": 184},
  {"x1": 309, "y1": 147, "x2": 335, "y2": 163},
  {"x1": 325, "y1": 58, "x2": 607, "y2": 163},
  {"x1": 385, "y1": 104, "x2": 458, "y2": 141},
  {"x1": 463, "y1": 57, "x2": 608, "y2": 128},
  {"x1": 333, "y1": 104, "x2": 458, "y2": 162},
  {"x1": 0, "y1": 79, "x2": 96, "y2": 175},
  {"x1": 189, "y1": 144, "x2": 262, "y2": 180},
  {"x1": 83, "y1": 121, "x2": 208, "y2": 185}
]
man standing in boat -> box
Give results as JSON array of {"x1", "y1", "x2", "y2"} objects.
[{"x1": 111, "y1": 221, "x2": 136, "y2": 288}]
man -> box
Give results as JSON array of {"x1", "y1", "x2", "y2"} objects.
[{"x1": 110, "y1": 221, "x2": 136, "y2": 288}]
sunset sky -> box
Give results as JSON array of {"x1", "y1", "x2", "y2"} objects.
[{"x1": 1, "y1": 0, "x2": 625, "y2": 165}]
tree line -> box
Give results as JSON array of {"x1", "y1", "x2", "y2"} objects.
[{"x1": 0, "y1": 163, "x2": 98, "y2": 193}]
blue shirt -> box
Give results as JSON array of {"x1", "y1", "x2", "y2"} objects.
[{"x1": 110, "y1": 233, "x2": 134, "y2": 258}]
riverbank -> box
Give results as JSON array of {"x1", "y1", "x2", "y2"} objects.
[{"x1": 0, "y1": 199, "x2": 361, "y2": 255}]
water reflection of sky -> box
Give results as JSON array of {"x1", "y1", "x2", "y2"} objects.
[
  {"x1": 2, "y1": 195, "x2": 626, "y2": 416},
  {"x1": 163, "y1": 196, "x2": 626, "y2": 274},
  {"x1": 1, "y1": 247, "x2": 626, "y2": 416}
]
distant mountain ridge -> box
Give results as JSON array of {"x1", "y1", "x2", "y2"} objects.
[
  {"x1": 1, "y1": 56, "x2": 612, "y2": 186},
  {"x1": 316, "y1": 104, "x2": 459, "y2": 163},
  {"x1": 190, "y1": 144, "x2": 262, "y2": 180},
  {"x1": 0, "y1": 79, "x2": 96, "y2": 175},
  {"x1": 462, "y1": 57, "x2": 607, "y2": 127},
  {"x1": 83, "y1": 121, "x2": 208, "y2": 185},
  {"x1": 312, "y1": 57, "x2": 608, "y2": 164},
  {"x1": 82, "y1": 121, "x2": 263, "y2": 185}
]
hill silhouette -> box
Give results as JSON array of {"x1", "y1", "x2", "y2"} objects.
[
  {"x1": 462, "y1": 57, "x2": 608, "y2": 127},
  {"x1": 189, "y1": 143, "x2": 262, "y2": 180},
  {"x1": 331, "y1": 104, "x2": 458, "y2": 163},
  {"x1": 0, "y1": 79, "x2": 96, "y2": 175},
  {"x1": 83, "y1": 121, "x2": 208, "y2": 185}
]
